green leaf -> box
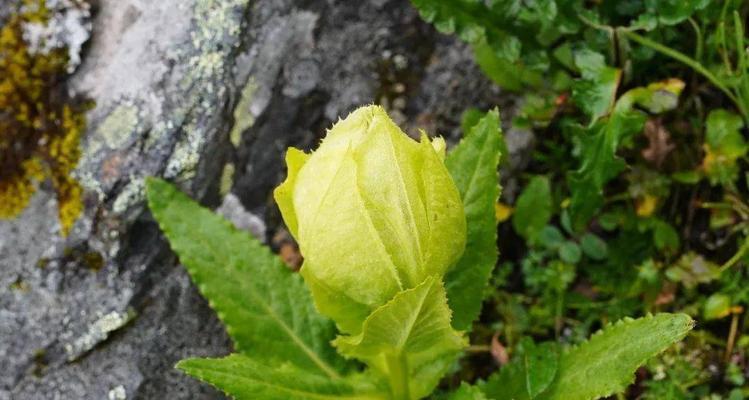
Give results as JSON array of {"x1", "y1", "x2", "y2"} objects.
[
  {"x1": 408, "y1": 0, "x2": 509, "y2": 47},
  {"x1": 624, "y1": 79, "x2": 685, "y2": 114},
  {"x1": 558, "y1": 241, "x2": 582, "y2": 264},
  {"x1": 671, "y1": 170, "x2": 701, "y2": 184},
  {"x1": 568, "y1": 79, "x2": 684, "y2": 230},
  {"x1": 334, "y1": 277, "x2": 467, "y2": 399},
  {"x1": 703, "y1": 109, "x2": 748, "y2": 186},
  {"x1": 703, "y1": 293, "x2": 732, "y2": 320},
  {"x1": 178, "y1": 355, "x2": 385, "y2": 400},
  {"x1": 460, "y1": 108, "x2": 484, "y2": 135},
  {"x1": 483, "y1": 339, "x2": 559, "y2": 400},
  {"x1": 146, "y1": 178, "x2": 347, "y2": 378},
  {"x1": 409, "y1": 0, "x2": 575, "y2": 90},
  {"x1": 641, "y1": 0, "x2": 710, "y2": 26},
  {"x1": 538, "y1": 225, "x2": 566, "y2": 249},
  {"x1": 513, "y1": 176, "x2": 552, "y2": 240},
  {"x1": 580, "y1": 233, "x2": 608, "y2": 261},
  {"x1": 448, "y1": 383, "x2": 489, "y2": 400},
  {"x1": 445, "y1": 109, "x2": 503, "y2": 331},
  {"x1": 538, "y1": 313, "x2": 694, "y2": 400},
  {"x1": 473, "y1": 39, "x2": 542, "y2": 90},
  {"x1": 666, "y1": 252, "x2": 720, "y2": 288},
  {"x1": 567, "y1": 100, "x2": 645, "y2": 231},
  {"x1": 572, "y1": 69, "x2": 621, "y2": 123},
  {"x1": 652, "y1": 220, "x2": 680, "y2": 253},
  {"x1": 572, "y1": 50, "x2": 621, "y2": 123}
]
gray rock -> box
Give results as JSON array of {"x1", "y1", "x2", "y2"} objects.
[
  {"x1": 217, "y1": 194, "x2": 266, "y2": 241},
  {"x1": 22, "y1": 0, "x2": 92, "y2": 72},
  {"x1": 3, "y1": 0, "x2": 245, "y2": 397},
  {"x1": 1, "y1": 0, "x2": 525, "y2": 399}
]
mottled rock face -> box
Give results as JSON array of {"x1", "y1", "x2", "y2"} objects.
[{"x1": 0, "y1": 0, "x2": 525, "y2": 399}]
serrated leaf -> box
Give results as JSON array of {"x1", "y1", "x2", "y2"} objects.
[
  {"x1": 572, "y1": 68, "x2": 621, "y2": 123},
  {"x1": 334, "y1": 277, "x2": 467, "y2": 399},
  {"x1": 146, "y1": 178, "x2": 347, "y2": 378},
  {"x1": 568, "y1": 79, "x2": 684, "y2": 230},
  {"x1": 567, "y1": 102, "x2": 644, "y2": 231},
  {"x1": 483, "y1": 339, "x2": 559, "y2": 400},
  {"x1": 572, "y1": 49, "x2": 621, "y2": 123},
  {"x1": 178, "y1": 355, "x2": 385, "y2": 400},
  {"x1": 513, "y1": 176, "x2": 552, "y2": 241},
  {"x1": 444, "y1": 109, "x2": 503, "y2": 331},
  {"x1": 538, "y1": 313, "x2": 694, "y2": 400},
  {"x1": 448, "y1": 382, "x2": 489, "y2": 400}
]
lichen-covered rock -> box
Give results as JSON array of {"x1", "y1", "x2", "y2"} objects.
[
  {"x1": 2, "y1": 0, "x2": 245, "y2": 397},
  {"x1": 0, "y1": 0, "x2": 525, "y2": 399}
]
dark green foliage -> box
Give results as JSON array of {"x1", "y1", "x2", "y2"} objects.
[
  {"x1": 483, "y1": 339, "x2": 558, "y2": 400},
  {"x1": 445, "y1": 109, "x2": 504, "y2": 330},
  {"x1": 412, "y1": 1, "x2": 749, "y2": 398}
]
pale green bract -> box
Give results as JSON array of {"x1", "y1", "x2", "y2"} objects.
[
  {"x1": 334, "y1": 277, "x2": 466, "y2": 400},
  {"x1": 275, "y1": 105, "x2": 467, "y2": 334}
]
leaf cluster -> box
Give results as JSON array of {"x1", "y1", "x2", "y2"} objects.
[
  {"x1": 148, "y1": 109, "x2": 693, "y2": 399},
  {"x1": 409, "y1": 0, "x2": 749, "y2": 398}
]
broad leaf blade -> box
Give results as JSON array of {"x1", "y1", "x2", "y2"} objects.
[
  {"x1": 334, "y1": 277, "x2": 467, "y2": 399},
  {"x1": 483, "y1": 339, "x2": 558, "y2": 400},
  {"x1": 539, "y1": 313, "x2": 694, "y2": 400},
  {"x1": 445, "y1": 109, "x2": 503, "y2": 330},
  {"x1": 178, "y1": 355, "x2": 385, "y2": 400},
  {"x1": 512, "y1": 176, "x2": 552, "y2": 241},
  {"x1": 146, "y1": 178, "x2": 346, "y2": 378},
  {"x1": 571, "y1": 50, "x2": 621, "y2": 123}
]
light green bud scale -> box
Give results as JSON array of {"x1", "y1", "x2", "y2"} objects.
[{"x1": 274, "y1": 105, "x2": 467, "y2": 334}]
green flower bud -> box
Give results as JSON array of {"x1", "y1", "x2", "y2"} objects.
[{"x1": 274, "y1": 105, "x2": 466, "y2": 333}]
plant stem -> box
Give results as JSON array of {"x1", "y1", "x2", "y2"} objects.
[
  {"x1": 386, "y1": 352, "x2": 410, "y2": 400},
  {"x1": 465, "y1": 344, "x2": 491, "y2": 353},
  {"x1": 687, "y1": 18, "x2": 703, "y2": 63},
  {"x1": 724, "y1": 312, "x2": 740, "y2": 363},
  {"x1": 719, "y1": 236, "x2": 749, "y2": 273},
  {"x1": 621, "y1": 30, "x2": 748, "y2": 121}
]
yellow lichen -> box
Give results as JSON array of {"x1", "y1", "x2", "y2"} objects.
[{"x1": 0, "y1": 0, "x2": 87, "y2": 235}]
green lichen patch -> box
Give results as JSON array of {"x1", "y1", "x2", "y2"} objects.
[
  {"x1": 229, "y1": 79, "x2": 257, "y2": 147},
  {"x1": 0, "y1": 0, "x2": 89, "y2": 236},
  {"x1": 96, "y1": 104, "x2": 139, "y2": 150}
]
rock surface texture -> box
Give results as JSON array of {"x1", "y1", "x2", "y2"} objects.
[{"x1": 0, "y1": 0, "x2": 522, "y2": 398}]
